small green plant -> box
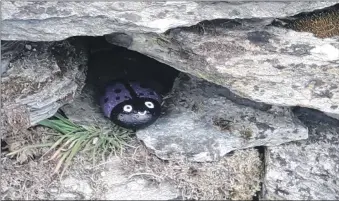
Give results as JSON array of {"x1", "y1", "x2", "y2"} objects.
[{"x1": 7, "y1": 112, "x2": 134, "y2": 179}]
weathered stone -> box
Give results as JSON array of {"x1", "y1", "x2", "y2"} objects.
[
  {"x1": 96, "y1": 158, "x2": 179, "y2": 200},
  {"x1": 136, "y1": 74, "x2": 308, "y2": 162},
  {"x1": 106, "y1": 15, "x2": 339, "y2": 119},
  {"x1": 2, "y1": 1, "x2": 338, "y2": 41},
  {"x1": 55, "y1": 159, "x2": 179, "y2": 200},
  {"x1": 1, "y1": 38, "x2": 88, "y2": 134},
  {"x1": 264, "y1": 108, "x2": 339, "y2": 200},
  {"x1": 61, "y1": 85, "x2": 113, "y2": 127}
]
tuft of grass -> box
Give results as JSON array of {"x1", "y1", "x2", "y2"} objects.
[
  {"x1": 285, "y1": 9, "x2": 339, "y2": 38},
  {"x1": 7, "y1": 112, "x2": 134, "y2": 179}
]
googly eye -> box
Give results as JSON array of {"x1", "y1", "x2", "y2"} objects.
[
  {"x1": 145, "y1": 101, "x2": 154, "y2": 109},
  {"x1": 123, "y1": 105, "x2": 133, "y2": 113}
]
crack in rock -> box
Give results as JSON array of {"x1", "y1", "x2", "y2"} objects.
[{"x1": 136, "y1": 74, "x2": 308, "y2": 162}]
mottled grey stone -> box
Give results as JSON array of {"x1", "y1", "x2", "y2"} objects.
[
  {"x1": 1, "y1": 39, "x2": 88, "y2": 134},
  {"x1": 61, "y1": 85, "x2": 112, "y2": 127},
  {"x1": 136, "y1": 74, "x2": 308, "y2": 162},
  {"x1": 107, "y1": 18, "x2": 339, "y2": 119},
  {"x1": 48, "y1": 158, "x2": 179, "y2": 200},
  {"x1": 264, "y1": 108, "x2": 339, "y2": 200},
  {"x1": 2, "y1": 1, "x2": 338, "y2": 41}
]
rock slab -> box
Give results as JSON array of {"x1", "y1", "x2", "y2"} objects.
[
  {"x1": 2, "y1": 1, "x2": 338, "y2": 41},
  {"x1": 107, "y1": 15, "x2": 339, "y2": 118},
  {"x1": 136, "y1": 74, "x2": 308, "y2": 162},
  {"x1": 1, "y1": 39, "x2": 88, "y2": 135},
  {"x1": 264, "y1": 108, "x2": 339, "y2": 200}
]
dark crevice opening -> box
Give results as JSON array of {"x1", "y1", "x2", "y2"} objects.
[
  {"x1": 50, "y1": 35, "x2": 181, "y2": 129},
  {"x1": 253, "y1": 146, "x2": 266, "y2": 201},
  {"x1": 292, "y1": 106, "x2": 339, "y2": 126},
  {"x1": 85, "y1": 36, "x2": 180, "y2": 103},
  {"x1": 1, "y1": 139, "x2": 9, "y2": 153}
]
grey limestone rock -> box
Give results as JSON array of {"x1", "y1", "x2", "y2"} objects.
[
  {"x1": 2, "y1": 1, "x2": 338, "y2": 41},
  {"x1": 106, "y1": 17, "x2": 339, "y2": 119},
  {"x1": 136, "y1": 74, "x2": 309, "y2": 162},
  {"x1": 264, "y1": 108, "x2": 339, "y2": 200}
]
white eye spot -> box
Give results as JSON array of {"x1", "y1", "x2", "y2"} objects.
[
  {"x1": 123, "y1": 105, "x2": 133, "y2": 113},
  {"x1": 145, "y1": 101, "x2": 154, "y2": 109}
]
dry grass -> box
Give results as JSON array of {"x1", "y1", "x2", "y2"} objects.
[
  {"x1": 1, "y1": 155, "x2": 58, "y2": 200},
  {"x1": 286, "y1": 9, "x2": 339, "y2": 38},
  {"x1": 121, "y1": 144, "x2": 263, "y2": 200},
  {"x1": 1, "y1": 126, "x2": 59, "y2": 200}
]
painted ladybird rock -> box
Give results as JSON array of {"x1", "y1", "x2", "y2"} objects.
[{"x1": 100, "y1": 80, "x2": 162, "y2": 129}]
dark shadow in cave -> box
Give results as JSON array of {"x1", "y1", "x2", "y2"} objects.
[
  {"x1": 1, "y1": 139, "x2": 9, "y2": 153},
  {"x1": 253, "y1": 146, "x2": 266, "y2": 201},
  {"x1": 85, "y1": 36, "x2": 180, "y2": 103},
  {"x1": 292, "y1": 106, "x2": 339, "y2": 128}
]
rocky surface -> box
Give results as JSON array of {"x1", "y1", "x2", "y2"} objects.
[
  {"x1": 61, "y1": 85, "x2": 113, "y2": 127},
  {"x1": 2, "y1": 2, "x2": 339, "y2": 200},
  {"x1": 54, "y1": 157, "x2": 179, "y2": 200},
  {"x1": 1, "y1": 39, "x2": 88, "y2": 135},
  {"x1": 2, "y1": 1, "x2": 338, "y2": 41},
  {"x1": 61, "y1": 85, "x2": 262, "y2": 200},
  {"x1": 106, "y1": 13, "x2": 339, "y2": 119},
  {"x1": 264, "y1": 107, "x2": 339, "y2": 200},
  {"x1": 136, "y1": 74, "x2": 308, "y2": 162}
]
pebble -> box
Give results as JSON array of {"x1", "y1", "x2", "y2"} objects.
[{"x1": 25, "y1": 44, "x2": 32, "y2": 50}]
